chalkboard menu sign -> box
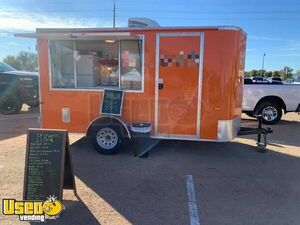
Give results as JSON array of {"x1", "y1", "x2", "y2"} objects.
[
  {"x1": 101, "y1": 89, "x2": 124, "y2": 116},
  {"x1": 23, "y1": 129, "x2": 76, "y2": 201}
]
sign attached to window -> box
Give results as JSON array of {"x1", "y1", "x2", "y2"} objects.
[{"x1": 101, "y1": 89, "x2": 124, "y2": 116}]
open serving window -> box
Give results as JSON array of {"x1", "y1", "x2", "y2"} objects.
[{"x1": 48, "y1": 34, "x2": 144, "y2": 91}]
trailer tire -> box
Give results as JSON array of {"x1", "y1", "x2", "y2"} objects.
[
  {"x1": 90, "y1": 123, "x2": 123, "y2": 155},
  {"x1": 255, "y1": 101, "x2": 282, "y2": 125},
  {"x1": 0, "y1": 96, "x2": 23, "y2": 115}
]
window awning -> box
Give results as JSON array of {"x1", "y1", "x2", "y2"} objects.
[{"x1": 15, "y1": 31, "x2": 142, "y2": 40}]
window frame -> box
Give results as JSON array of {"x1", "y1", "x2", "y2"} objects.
[{"x1": 48, "y1": 34, "x2": 145, "y2": 93}]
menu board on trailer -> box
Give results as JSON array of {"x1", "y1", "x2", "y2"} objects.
[{"x1": 101, "y1": 89, "x2": 124, "y2": 116}]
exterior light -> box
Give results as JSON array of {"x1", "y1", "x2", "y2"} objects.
[{"x1": 105, "y1": 39, "x2": 116, "y2": 43}]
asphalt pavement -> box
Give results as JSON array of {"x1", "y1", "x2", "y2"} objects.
[{"x1": 0, "y1": 110, "x2": 299, "y2": 225}]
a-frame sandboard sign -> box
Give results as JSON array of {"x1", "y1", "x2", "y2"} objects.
[{"x1": 23, "y1": 129, "x2": 76, "y2": 201}]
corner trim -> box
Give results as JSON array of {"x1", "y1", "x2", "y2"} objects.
[{"x1": 217, "y1": 116, "x2": 241, "y2": 141}]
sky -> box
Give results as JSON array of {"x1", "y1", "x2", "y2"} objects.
[{"x1": 0, "y1": 0, "x2": 300, "y2": 72}]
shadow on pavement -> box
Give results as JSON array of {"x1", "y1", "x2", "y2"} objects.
[
  {"x1": 30, "y1": 199, "x2": 100, "y2": 225},
  {"x1": 240, "y1": 117, "x2": 300, "y2": 147},
  {"x1": 69, "y1": 137, "x2": 300, "y2": 225}
]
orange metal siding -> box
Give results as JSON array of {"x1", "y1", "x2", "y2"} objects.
[{"x1": 37, "y1": 28, "x2": 246, "y2": 140}]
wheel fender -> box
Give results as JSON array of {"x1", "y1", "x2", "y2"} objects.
[{"x1": 86, "y1": 116, "x2": 131, "y2": 139}]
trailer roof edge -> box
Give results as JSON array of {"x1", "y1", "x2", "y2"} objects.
[
  {"x1": 15, "y1": 33, "x2": 39, "y2": 38},
  {"x1": 15, "y1": 26, "x2": 246, "y2": 38}
]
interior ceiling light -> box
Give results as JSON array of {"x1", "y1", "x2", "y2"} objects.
[{"x1": 105, "y1": 39, "x2": 116, "y2": 43}]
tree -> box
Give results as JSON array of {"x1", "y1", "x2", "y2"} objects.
[
  {"x1": 272, "y1": 71, "x2": 280, "y2": 78},
  {"x1": 296, "y1": 70, "x2": 300, "y2": 77},
  {"x1": 3, "y1": 50, "x2": 37, "y2": 72},
  {"x1": 3, "y1": 55, "x2": 22, "y2": 70},
  {"x1": 257, "y1": 69, "x2": 267, "y2": 77},
  {"x1": 265, "y1": 71, "x2": 272, "y2": 77},
  {"x1": 279, "y1": 66, "x2": 293, "y2": 80},
  {"x1": 244, "y1": 71, "x2": 251, "y2": 77},
  {"x1": 249, "y1": 69, "x2": 258, "y2": 77}
]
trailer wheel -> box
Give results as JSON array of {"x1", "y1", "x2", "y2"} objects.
[
  {"x1": 90, "y1": 124, "x2": 123, "y2": 155},
  {"x1": 255, "y1": 101, "x2": 282, "y2": 125}
]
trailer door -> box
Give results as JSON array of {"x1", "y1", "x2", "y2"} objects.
[{"x1": 155, "y1": 33, "x2": 203, "y2": 139}]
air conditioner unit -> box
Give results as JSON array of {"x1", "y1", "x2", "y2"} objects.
[{"x1": 128, "y1": 18, "x2": 160, "y2": 28}]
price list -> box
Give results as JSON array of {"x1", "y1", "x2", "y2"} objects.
[
  {"x1": 24, "y1": 131, "x2": 65, "y2": 200},
  {"x1": 101, "y1": 89, "x2": 124, "y2": 115}
]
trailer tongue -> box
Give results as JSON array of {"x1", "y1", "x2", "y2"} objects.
[{"x1": 238, "y1": 115, "x2": 273, "y2": 153}]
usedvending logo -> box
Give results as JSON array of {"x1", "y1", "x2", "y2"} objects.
[{"x1": 2, "y1": 195, "x2": 64, "y2": 222}]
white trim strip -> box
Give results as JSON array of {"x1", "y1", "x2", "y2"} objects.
[
  {"x1": 154, "y1": 32, "x2": 204, "y2": 137},
  {"x1": 186, "y1": 175, "x2": 201, "y2": 225},
  {"x1": 141, "y1": 35, "x2": 145, "y2": 92},
  {"x1": 154, "y1": 33, "x2": 160, "y2": 135},
  {"x1": 73, "y1": 40, "x2": 77, "y2": 88},
  {"x1": 118, "y1": 39, "x2": 121, "y2": 89},
  {"x1": 154, "y1": 134, "x2": 199, "y2": 139},
  {"x1": 48, "y1": 88, "x2": 143, "y2": 93},
  {"x1": 196, "y1": 33, "x2": 204, "y2": 138},
  {"x1": 151, "y1": 135, "x2": 217, "y2": 142}
]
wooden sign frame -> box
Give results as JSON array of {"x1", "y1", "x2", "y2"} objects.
[{"x1": 23, "y1": 129, "x2": 76, "y2": 201}]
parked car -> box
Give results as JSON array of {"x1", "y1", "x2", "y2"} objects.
[
  {"x1": 243, "y1": 82, "x2": 300, "y2": 124},
  {"x1": 244, "y1": 78, "x2": 253, "y2": 84},
  {"x1": 251, "y1": 76, "x2": 264, "y2": 83},
  {"x1": 0, "y1": 62, "x2": 39, "y2": 114},
  {"x1": 293, "y1": 77, "x2": 300, "y2": 84},
  {"x1": 266, "y1": 77, "x2": 282, "y2": 84}
]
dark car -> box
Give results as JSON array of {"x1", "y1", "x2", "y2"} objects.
[
  {"x1": 0, "y1": 62, "x2": 39, "y2": 114},
  {"x1": 244, "y1": 78, "x2": 253, "y2": 84}
]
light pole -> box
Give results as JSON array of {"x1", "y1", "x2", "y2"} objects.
[
  {"x1": 261, "y1": 52, "x2": 266, "y2": 77},
  {"x1": 113, "y1": 0, "x2": 116, "y2": 28}
]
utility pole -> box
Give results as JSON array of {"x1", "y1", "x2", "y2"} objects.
[
  {"x1": 113, "y1": 0, "x2": 116, "y2": 28},
  {"x1": 261, "y1": 52, "x2": 266, "y2": 77}
]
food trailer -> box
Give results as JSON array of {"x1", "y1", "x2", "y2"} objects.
[{"x1": 17, "y1": 23, "x2": 256, "y2": 155}]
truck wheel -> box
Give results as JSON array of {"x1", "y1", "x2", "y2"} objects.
[
  {"x1": 255, "y1": 102, "x2": 282, "y2": 125},
  {"x1": 0, "y1": 96, "x2": 22, "y2": 115},
  {"x1": 90, "y1": 124, "x2": 123, "y2": 155}
]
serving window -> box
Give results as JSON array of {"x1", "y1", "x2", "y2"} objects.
[{"x1": 49, "y1": 37, "x2": 143, "y2": 91}]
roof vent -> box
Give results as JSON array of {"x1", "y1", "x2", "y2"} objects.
[{"x1": 128, "y1": 18, "x2": 160, "y2": 28}]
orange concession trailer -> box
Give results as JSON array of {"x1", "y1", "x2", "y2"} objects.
[{"x1": 18, "y1": 25, "x2": 247, "y2": 154}]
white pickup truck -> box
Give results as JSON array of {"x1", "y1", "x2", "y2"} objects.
[{"x1": 242, "y1": 82, "x2": 300, "y2": 124}]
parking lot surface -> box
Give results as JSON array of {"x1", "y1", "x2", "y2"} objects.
[{"x1": 0, "y1": 110, "x2": 299, "y2": 225}]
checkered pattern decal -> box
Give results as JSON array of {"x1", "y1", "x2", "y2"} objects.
[{"x1": 160, "y1": 51, "x2": 200, "y2": 67}]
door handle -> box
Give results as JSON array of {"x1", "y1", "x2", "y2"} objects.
[
  {"x1": 159, "y1": 83, "x2": 164, "y2": 90},
  {"x1": 158, "y1": 78, "x2": 164, "y2": 90}
]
